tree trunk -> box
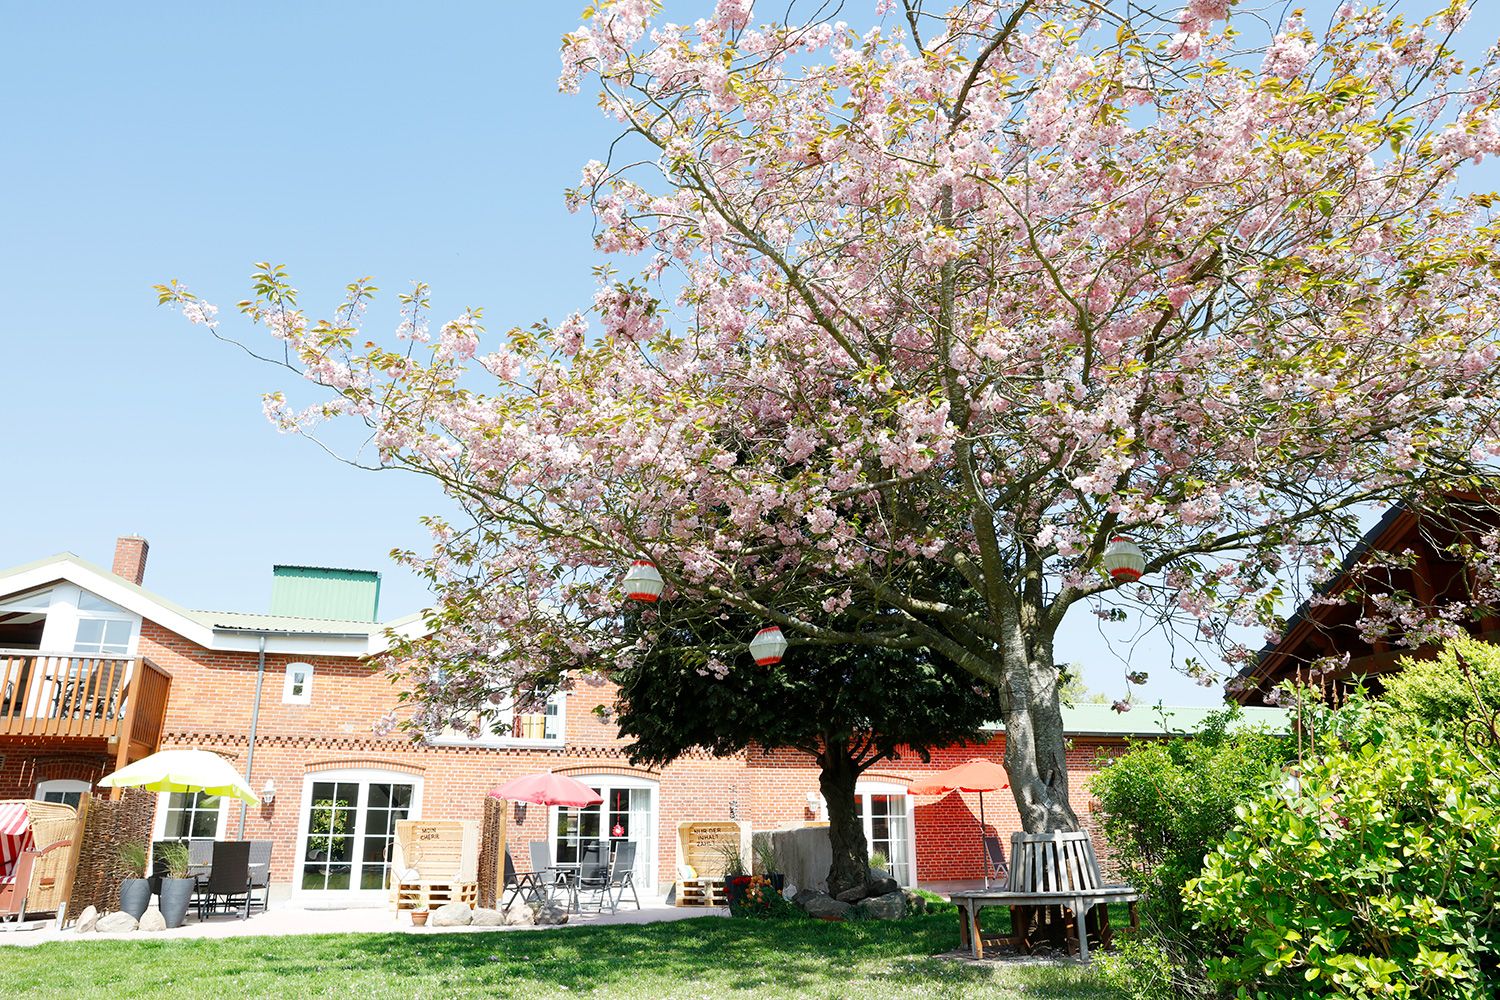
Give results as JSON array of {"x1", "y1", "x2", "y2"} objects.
[
  {"x1": 818, "y1": 743, "x2": 868, "y2": 897},
  {"x1": 999, "y1": 639, "x2": 1080, "y2": 833}
]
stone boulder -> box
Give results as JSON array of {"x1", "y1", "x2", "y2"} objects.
[
  {"x1": 802, "y1": 894, "x2": 854, "y2": 921},
  {"x1": 74, "y1": 905, "x2": 99, "y2": 933},
  {"x1": 470, "y1": 907, "x2": 506, "y2": 927},
  {"x1": 781, "y1": 882, "x2": 799, "y2": 900},
  {"x1": 902, "y1": 890, "x2": 929, "y2": 916},
  {"x1": 96, "y1": 911, "x2": 139, "y2": 933},
  {"x1": 792, "y1": 888, "x2": 828, "y2": 909},
  {"x1": 854, "y1": 890, "x2": 908, "y2": 921},
  {"x1": 430, "y1": 902, "x2": 474, "y2": 927},
  {"x1": 139, "y1": 907, "x2": 167, "y2": 931},
  {"x1": 835, "y1": 885, "x2": 870, "y2": 904},
  {"x1": 866, "y1": 877, "x2": 900, "y2": 897},
  {"x1": 533, "y1": 902, "x2": 569, "y2": 926},
  {"x1": 502, "y1": 904, "x2": 536, "y2": 927}
]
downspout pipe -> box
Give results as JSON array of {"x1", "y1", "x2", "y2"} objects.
[{"x1": 240, "y1": 634, "x2": 267, "y2": 838}]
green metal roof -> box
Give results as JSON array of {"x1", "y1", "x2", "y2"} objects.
[
  {"x1": 270, "y1": 565, "x2": 381, "y2": 622},
  {"x1": 986, "y1": 703, "x2": 1289, "y2": 738}
]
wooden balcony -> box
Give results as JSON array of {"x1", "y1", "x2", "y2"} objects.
[{"x1": 0, "y1": 650, "x2": 172, "y2": 768}]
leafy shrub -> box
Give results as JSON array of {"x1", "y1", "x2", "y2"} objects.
[
  {"x1": 730, "y1": 875, "x2": 801, "y2": 919},
  {"x1": 1186, "y1": 728, "x2": 1500, "y2": 998},
  {"x1": 1090, "y1": 708, "x2": 1293, "y2": 932},
  {"x1": 1381, "y1": 637, "x2": 1500, "y2": 731}
]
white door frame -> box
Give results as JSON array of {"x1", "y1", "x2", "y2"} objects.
[
  {"x1": 856, "y1": 781, "x2": 918, "y2": 887},
  {"x1": 547, "y1": 773, "x2": 659, "y2": 892},
  {"x1": 292, "y1": 767, "x2": 423, "y2": 905}
]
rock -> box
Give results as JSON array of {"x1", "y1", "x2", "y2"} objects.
[
  {"x1": 74, "y1": 905, "x2": 99, "y2": 933},
  {"x1": 801, "y1": 895, "x2": 853, "y2": 921},
  {"x1": 835, "y1": 885, "x2": 870, "y2": 904},
  {"x1": 502, "y1": 904, "x2": 535, "y2": 927},
  {"x1": 792, "y1": 888, "x2": 828, "y2": 908},
  {"x1": 866, "y1": 877, "x2": 900, "y2": 897},
  {"x1": 902, "y1": 890, "x2": 928, "y2": 915},
  {"x1": 781, "y1": 881, "x2": 799, "y2": 900},
  {"x1": 430, "y1": 902, "x2": 474, "y2": 927},
  {"x1": 855, "y1": 890, "x2": 908, "y2": 921},
  {"x1": 470, "y1": 907, "x2": 506, "y2": 927},
  {"x1": 533, "y1": 902, "x2": 570, "y2": 925},
  {"x1": 96, "y1": 911, "x2": 139, "y2": 933},
  {"x1": 139, "y1": 907, "x2": 167, "y2": 931}
]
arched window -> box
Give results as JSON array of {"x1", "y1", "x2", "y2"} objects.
[
  {"x1": 283, "y1": 661, "x2": 313, "y2": 704},
  {"x1": 35, "y1": 778, "x2": 91, "y2": 808}
]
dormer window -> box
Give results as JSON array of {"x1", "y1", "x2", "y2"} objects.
[{"x1": 283, "y1": 662, "x2": 313, "y2": 704}]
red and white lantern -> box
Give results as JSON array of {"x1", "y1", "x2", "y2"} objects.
[
  {"x1": 749, "y1": 626, "x2": 788, "y2": 666},
  {"x1": 1102, "y1": 536, "x2": 1146, "y2": 582},
  {"x1": 623, "y1": 560, "x2": 664, "y2": 602}
]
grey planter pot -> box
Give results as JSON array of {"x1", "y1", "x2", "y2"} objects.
[
  {"x1": 118, "y1": 878, "x2": 152, "y2": 920},
  {"x1": 158, "y1": 877, "x2": 195, "y2": 928}
]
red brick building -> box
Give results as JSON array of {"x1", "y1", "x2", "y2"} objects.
[{"x1": 0, "y1": 537, "x2": 1278, "y2": 904}]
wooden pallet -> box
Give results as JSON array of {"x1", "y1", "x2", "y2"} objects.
[
  {"x1": 393, "y1": 880, "x2": 478, "y2": 911},
  {"x1": 675, "y1": 877, "x2": 727, "y2": 907}
]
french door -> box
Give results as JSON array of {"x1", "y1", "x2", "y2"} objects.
[
  {"x1": 855, "y1": 783, "x2": 915, "y2": 886},
  {"x1": 295, "y1": 769, "x2": 420, "y2": 902},
  {"x1": 551, "y1": 775, "x2": 657, "y2": 890}
]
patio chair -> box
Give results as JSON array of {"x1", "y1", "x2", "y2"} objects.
[
  {"x1": 528, "y1": 841, "x2": 566, "y2": 900},
  {"x1": 188, "y1": 837, "x2": 214, "y2": 881},
  {"x1": 248, "y1": 840, "x2": 272, "y2": 913},
  {"x1": 983, "y1": 834, "x2": 1009, "y2": 882},
  {"x1": 196, "y1": 840, "x2": 253, "y2": 920},
  {"x1": 577, "y1": 842, "x2": 640, "y2": 915}
]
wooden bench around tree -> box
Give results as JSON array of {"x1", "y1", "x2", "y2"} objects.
[{"x1": 952, "y1": 831, "x2": 1139, "y2": 963}]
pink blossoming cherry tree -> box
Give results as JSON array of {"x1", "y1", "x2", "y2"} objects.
[{"x1": 163, "y1": 0, "x2": 1500, "y2": 833}]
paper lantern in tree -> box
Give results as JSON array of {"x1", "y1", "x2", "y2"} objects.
[
  {"x1": 749, "y1": 626, "x2": 788, "y2": 666},
  {"x1": 1102, "y1": 537, "x2": 1146, "y2": 582},
  {"x1": 623, "y1": 560, "x2": 664, "y2": 602}
]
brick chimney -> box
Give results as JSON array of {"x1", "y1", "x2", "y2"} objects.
[{"x1": 112, "y1": 535, "x2": 149, "y2": 586}]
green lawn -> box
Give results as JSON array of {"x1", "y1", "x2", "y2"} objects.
[{"x1": 4, "y1": 911, "x2": 1122, "y2": 999}]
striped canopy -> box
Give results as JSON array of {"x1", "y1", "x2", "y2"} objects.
[
  {"x1": 99, "y1": 748, "x2": 259, "y2": 804},
  {"x1": 0, "y1": 802, "x2": 33, "y2": 884}
]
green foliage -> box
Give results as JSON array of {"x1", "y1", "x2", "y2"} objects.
[
  {"x1": 715, "y1": 842, "x2": 747, "y2": 878},
  {"x1": 1186, "y1": 728, "x2": 1500, "y2": 999},
  {"x1": 116, "y1": 840, "x2": 148, "y2": 879},
  {"x1": 868, "y1": 850, "x2": 890, "y2": 873},
  {"x1": 1095, "y1": 939, "x2": 1188, "y2": 1000},
  {"x1": 157, "y1": 840, "x2": 192, "y2": 880},
  {"x1": 612, "y1": 605, "x2": 997, "y2": 769},
  {"x1": 1089, "y1": 708, "x2": 1294, "y2": 932},
  {"x1": 753, "y1": 838, "x2": 780, "y2": 876},
  {"x1": 1381, "y1": 636, "x2": 1500, "y2": 731},
  {"x1": 730, "y1": 875, "x2": 801, "y2": 920}
]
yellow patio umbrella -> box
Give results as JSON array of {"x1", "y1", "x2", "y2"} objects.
[{"x1": 99, "y1": 748, "x2": 260, "y2": 805}]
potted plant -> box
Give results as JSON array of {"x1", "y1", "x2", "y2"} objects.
[
  {"x1": 156, "y1": 841, "x2": 196, "y2": 928},
  {"x1": 718, "y1": 842, "x2": 753, "y2": 914},
  {"x1": 116, "y1": 840, "x2": 152, "y2": 920},
  {"x1": 411, "y1": 908, "x2": 430, "y2": 927},
  {"x1": 754, "y1": 839, "x2": 786, "y2": 893}
]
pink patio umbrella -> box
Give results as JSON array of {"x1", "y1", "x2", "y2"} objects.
[
  {"x1": 909, "y1": 758, "x2": 1010, "y2": 887},
  {"x1": 489, "y1": 772, "x2": 604, "y2": 808}
]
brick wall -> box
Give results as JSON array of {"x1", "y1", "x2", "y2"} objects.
[{"x1": 4, "y1": 618, "x2": 1137, "y2": 893}]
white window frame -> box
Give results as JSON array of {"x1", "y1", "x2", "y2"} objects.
[
  {"x1": 547, "y1": 773, "x2": 658, "y2": 892},
  {"x1": 427, "y1": 691, "x2": 567, "y2": 749},
  {"x1": 152, "y1": 790, "x2": 231, "y2": 841},
  {"x1": 292, "y1": 767, "x2": 424, "y2": 902},
  {"x1": 35, "y1": 778, "x2": 91, "y2": 807},
  {"x1": 283, "y1": 661, "x2": 314, "y2": 704},
  {"x1": 855, "y1": 781, "x2": 918, "y2": 887},
  {"x1": 28, "y1": 583, "x2": 141, "y2": 657}
]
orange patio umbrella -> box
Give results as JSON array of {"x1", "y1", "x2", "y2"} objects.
[{"x1": 909, "y1": 758, "x2": 1010, "y2": 887}]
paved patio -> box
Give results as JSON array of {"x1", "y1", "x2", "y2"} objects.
[{"x1": 0, "y1": 895, "x2": 722, "y2": 946}]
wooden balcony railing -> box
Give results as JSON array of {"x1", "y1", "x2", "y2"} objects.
[{"x1": 0, "y1": 651, "x2": 172, "y2": 762}]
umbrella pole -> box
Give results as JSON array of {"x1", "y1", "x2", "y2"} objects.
[{"x1": 979, "y1": 792, "x2": 988, "y2": 889}]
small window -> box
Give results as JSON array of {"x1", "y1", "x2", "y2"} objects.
[
  {"x1": 36, "y1": 779, "x2": 91, "y2": 808},
  {"x1": 283, "y1": 661, "x2": 313, "y2": 704},
  {"x1": 74, "y1": 618, "x2": 133, "y2": 656}
]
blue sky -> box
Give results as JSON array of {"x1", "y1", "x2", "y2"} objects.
[{"x1": 3, "y1": 2, "x2": 1498, "y2": 708}]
